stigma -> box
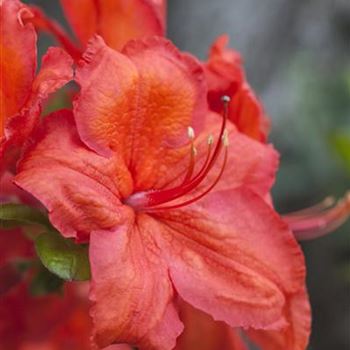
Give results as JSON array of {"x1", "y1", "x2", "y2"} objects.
[
  {"x1": 126, "y1": 96, "x2": 231, "y2": 211},
  {"x1": 283, "y1": 192, "x2": 350, "y2": 240}
]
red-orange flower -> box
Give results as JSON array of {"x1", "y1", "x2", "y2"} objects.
[
  {"x1": 16, "y1": 36, "x2": 308, "y2": 349},
  {"x1": 0, "y1": 0, "x2": 73, "y2": 172},
  {"x1": 29, "y1": 0, "x2": 166, "y2": 60}
]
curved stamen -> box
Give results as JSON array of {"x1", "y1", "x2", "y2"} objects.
[
  {"x1": 284, "y1": 192, "x2": 350, "y2": 240},
  {"x1": 125, "y1": 96, "x2": 231, "y2": 210},
  {"x1": 146, "y1": 133, "x2": 229, "y2": 211},
  {"x1": 141, "y1": 96, "x2": 230, "y2": 207},
  {"x1": 285, "y1": 196, "x2": 335, "y2": 218}
]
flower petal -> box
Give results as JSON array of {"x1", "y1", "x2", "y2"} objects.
[
  {"x1": 15, "y1": 110, "x2": 133, "y2": 241},
  {"x1": 89, "y1": 223, "x2": 183, "y2": 349},
  {"x1": 228, "y1": 84, "x2": 270, "y2": 143},
  {"x1": 176, "y1": 302, "x2": 248, "y2": 350},
  {"x1": 246, "y1": 288, "x2": 311, "y2": 350},
  {"x1": 60, "y1": 0, "x2": 165, "y2": 50},
  {"x1": 152, "y1": 188, "x2": 306, "y2": 329},
  {"x1": 0, "y1": 0, "x2": 36, "y2": 135},
  {"x1": 1, "y1": 46, "x2": 73, "y2": 171},
  {"x1": 205, "y1": 35, "x2": 270, "y2": 142},
  {"x1": 30, "y1": 47, "x2": 73, "y2": 102},
  {"x1": 74, "y1": 36, "x2": 207, "y2": 190}
]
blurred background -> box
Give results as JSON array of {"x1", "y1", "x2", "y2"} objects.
[{"x1": 25, "y1": 0, "x2": 350, "y2": 349}]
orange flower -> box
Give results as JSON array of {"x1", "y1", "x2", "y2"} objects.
[
  {"x1": 15, "y1": 36, "x2": 308, "y2": 349},
  {"x1": 0, "y1": 0, "x2": 73, "y2": 172}
]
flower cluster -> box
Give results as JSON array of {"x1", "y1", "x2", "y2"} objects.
[{"x1": 1, "y1": 1, "x2": 349, "y2": 349}]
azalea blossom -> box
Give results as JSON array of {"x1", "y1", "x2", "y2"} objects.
[
  {"x1": 0, "y1": 0, "x2": 73, "y2": 173},
  {"x1": 1, "y1": 0, "x2": 349, "y2": 349},
  {"x1": 15, "y1": 35, "x2": 309, "y2": 349}
]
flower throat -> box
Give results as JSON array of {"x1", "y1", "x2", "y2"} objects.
[{"x1": 125, "y1": 96, "x2": 231, "y2": 211}]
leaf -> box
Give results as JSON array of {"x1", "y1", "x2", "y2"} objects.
[
  {"x1": 35, "y1": 231, "x2": 90, "y2": 281},
  {"x1": 0, "y1": 203, "x2": 51, "y2": 229}
]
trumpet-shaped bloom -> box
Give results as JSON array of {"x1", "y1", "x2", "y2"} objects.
[
  {"x1": 16, "y1": 36, "x2": 308, "y2": 349},
  {"x1": 29, "y1": 0, "x2": 166, "y2": 59},
  {"x1": 0, "y1": 0, "x2": 73, "y2": 172}
]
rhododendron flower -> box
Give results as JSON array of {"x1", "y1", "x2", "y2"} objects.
[
  {"x1": 0, "y1": 0, "x2": 73, "y2": 172},
  {"x1": 29, "y1": 0, "x2": 166, "y2": 59},
  {"x1": 15, "y1": 35, "x2": 309, "y2": 349}
]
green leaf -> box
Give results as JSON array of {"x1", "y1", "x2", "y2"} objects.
[
  {"x1": 0, "y1": 203, "x2": 51, "y2": 229},
  {"x1": 35, "y1": 231, "x2": 90, "y2": 281}
]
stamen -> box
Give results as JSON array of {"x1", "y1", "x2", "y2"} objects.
[
  {"x1": 125, "y1": 96, "x2": 231, "y2": 210},
  {"x1": 284, "y1": 192, "x2": 350, "y2": 240},
  {"x1": 286, "y1": 196, "x2": 335, "y2": 218},
  {"x1": 147, "y1": 138, "x2": 229, "y2": 211}
]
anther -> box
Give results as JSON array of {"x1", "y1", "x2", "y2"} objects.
[
  {"x1": 187, "y1": 126, "x2": 195, "y2": 140},
  {"x1": 221, "y1": 95, "x2": 231, "y2": 103},
  {"x1": 208, "y1": 135, "x2": 214, "y2": 145}
]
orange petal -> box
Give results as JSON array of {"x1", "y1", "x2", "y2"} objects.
[
  {"x1": 205, "y1": 35, "x2": 270, "y2": 142},
  {"x1": 0, "y1": 0, "x2": 36, "y2": 137},
  {"x1": 15, "y1": 110, "x2": 133, "y2": 241},
  {"x1": 228, "y1": 83, "x2": 271, "y2": 143},
  {"x1": 30, "y1": 47, "x2": 74, "y2": 103},
  {"x1": 176, "y1": 302, "x2": 248, "y2": 350},
  {"x1": 1, "y1": 47, "x2": 73, "y2": 172},
  {"x1": 89, "y1": 223, "x2": 183, "y2": 349},
  {"x1": 60, "y1": 0, "x2": 165, "y2": 50},
  {"x1": 246, "y1": 288, "x2": 311, "y2": 350},
  {"x1": 148, "y1": 188, "x2": 306, "y2": 330},
  {"x1": 74, "y1": 36, "x2": 207, "y2": 190}
]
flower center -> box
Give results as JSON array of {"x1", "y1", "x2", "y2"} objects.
[{"x1": 125, "y1": 96, "x2": 231, "y2": 211}]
